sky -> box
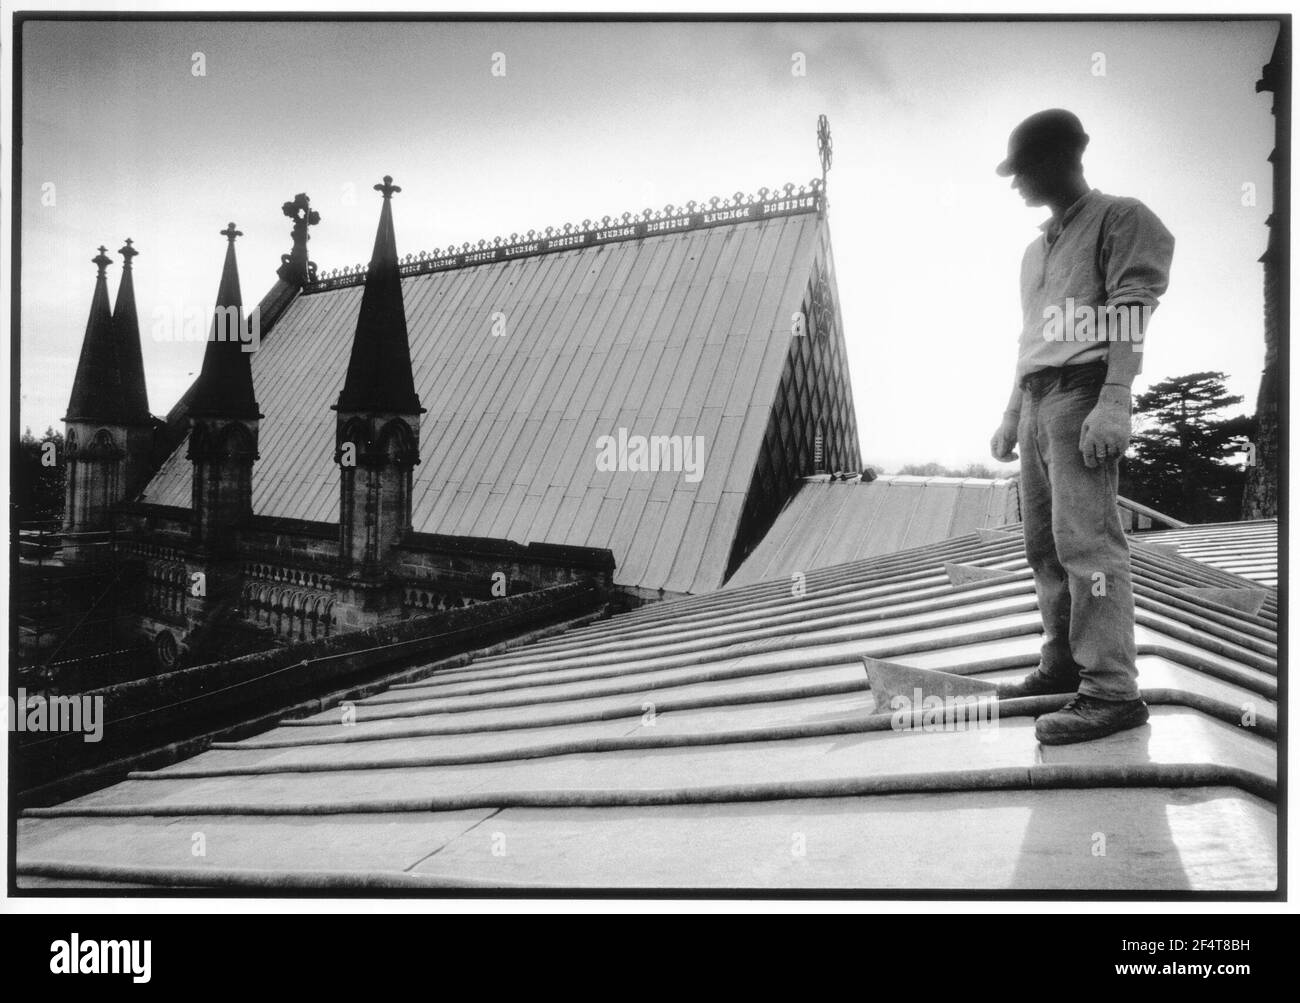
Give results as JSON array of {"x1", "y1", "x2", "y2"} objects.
[{"x1": 18, "y1": 18, "x2": 1279, "y2": 471}]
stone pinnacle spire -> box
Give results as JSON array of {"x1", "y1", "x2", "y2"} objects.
[
  {"x1": 111, "y1": 238, "x2": 151, "y2": 422},
  {"x1": 335, "y1": 176, "x2": 422, "y2": 415},
  {"x1": 65, "y1": 247, "x2": 126, "y2": 422},
  {"x1": 187, "y1": 223, "x2": 260, "y2": 420}
]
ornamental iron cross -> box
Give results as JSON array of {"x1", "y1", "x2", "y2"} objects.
[
  {"x1": 817, "y1": 114, "x2": 833, "y2": 188},
  {"x1": 221, "y1": 222, "x2": 243, "y2": 243},
  {"x1": 375, "y1": 175, "x2": 401, "y2": 200}
]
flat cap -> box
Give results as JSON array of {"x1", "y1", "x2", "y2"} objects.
[{"x1": 996, "y1": 109, "x2": 1090, "y2": 177}]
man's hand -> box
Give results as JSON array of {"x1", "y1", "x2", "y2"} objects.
[
  {"x1": 990, "y1": 411, "x2": 1020, "y2": 462},
  {"x1": 1079, "y1": 386, "x2": 1132, "y2": 468}
]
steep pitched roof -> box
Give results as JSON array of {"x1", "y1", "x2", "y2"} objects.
[
  {"x1": 17, "y1": 528, "x2": 1275, "y2": 890},
  {"x1": 140, "y1": 187, "x2": 838, "y2": 593},
  {"x1": 730, "y1": 474, "x2": 1021, "y2": 586},
  {"x1": 187, "y1": 224, "x2": 260, "y2": 421}
]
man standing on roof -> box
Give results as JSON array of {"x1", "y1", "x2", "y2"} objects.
[{"x1": 989, "y1": 109, "x2": 1175, "y2": 745}]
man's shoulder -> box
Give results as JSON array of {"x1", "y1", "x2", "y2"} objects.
[{"x1": 1091, "y1": 191, "x2": 1165, "y2": 224}]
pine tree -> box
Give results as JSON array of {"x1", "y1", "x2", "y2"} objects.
[
  {"x1": 15, "y1": 426, "x2": 66, "y2": 524},
  {"x1": 1120, "y1": 372, "x2": 1252, "y2": 523}
]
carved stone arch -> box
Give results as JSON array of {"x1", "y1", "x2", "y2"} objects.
[
  {"x1": 272, "y1": 587, "x2": 290, "y2": 633},
  {"x1": 376, "y1": 417, "x2": 419, "y2": 465},
  {"x1": 185, "y1": 421, "x2": 213, "y2": 460},
  {"x1": 216, "y1": 421, "x2": 257, "y2": 459},
  {"x1": 305, "y1": 595, "x2": 321, "y2": 638},
  {"x1": 84, "y1": 427, "x2": 124, "y2": 462},
  {"x1": 339, "y1": 416, "x2": 369, "y2": 455},
  {"x1": 280, "y1": 592, "x2": 297, "y2": 639}
]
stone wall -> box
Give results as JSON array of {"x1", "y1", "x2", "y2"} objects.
[{"x1": 15, "y1": 580, "x2": 607, "y2": 805}]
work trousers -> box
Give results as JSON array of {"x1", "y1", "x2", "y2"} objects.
[{"x1": 1017, "y1": 361, "x2": 1140, "y2": 702}]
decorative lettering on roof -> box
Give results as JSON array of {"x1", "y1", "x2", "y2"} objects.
[{"x1": 304, "y1": 180, "x2": 824, "y2": 293}]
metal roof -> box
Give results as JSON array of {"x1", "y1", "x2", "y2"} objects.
[
  {"x1": 19, "y1": 528, "x2": 1275, "y2": 890},
  {"x1": 743, "y1": 474, "x2": 1276, "y2": 596},
  {"x1": 140, "y1": 210, "x2": 827, "y2": 595},
  {"x1": 729, "y1": 474, "x2": 1021, "y2": 586},
  {"x1": 1137, "y1": 519, "x2": 1279, "y2": 588}
]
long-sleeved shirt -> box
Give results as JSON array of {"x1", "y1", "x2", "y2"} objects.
[{"x1": 1016, "y1": 188, "x2": 1175, "y2": 382}]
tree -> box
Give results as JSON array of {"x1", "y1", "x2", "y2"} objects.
[
  {"x1": 895, "y1": 462, "x2": 1001, "y2": 479},
  {"x1": 1119, "y1": 372, "x2": 1252, "y2": 523},
  {"x1": 13, "y1": 426, "x2": 65, "y2": 524}
]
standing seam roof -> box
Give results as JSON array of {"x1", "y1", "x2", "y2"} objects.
[
  {"x1": 1138, "y1": 520, "x2": 1279, "y2": 588},
  {"x1": 18, "y1": 527, "x2": 1276, "y2": 891},
  {"x1": 729, "y1": 475, "x2": 1022, "y2": 586}
]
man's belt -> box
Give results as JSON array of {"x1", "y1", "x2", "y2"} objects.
[{"x1": 1020, "y1": 360, "x2": 1108, "y2": 394}]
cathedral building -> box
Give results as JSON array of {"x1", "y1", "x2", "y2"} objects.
[{"x1": 52, "y1": 170, "x2": 861, "y2": 670}]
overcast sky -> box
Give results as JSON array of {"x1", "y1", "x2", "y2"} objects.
[{"x1": 19, "y1": 18, "x2": 1278, "y2": 471}]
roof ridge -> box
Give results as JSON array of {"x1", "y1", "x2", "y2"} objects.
[{"x1": 304, "y1": 178, "x2": 825, "y2": 293}]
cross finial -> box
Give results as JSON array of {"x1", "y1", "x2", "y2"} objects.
[
  {"x1": 277, "y1": 193, "x2": 320, "y2": 286},
  {"x1": 282, "y1": 193, "x2": 321, "y2": 229},
  {"x1": 119, "y1": 237, "x2": 138, "y2": 268},
  {"x1": 817, "y1": 114, "x2": 833, "y2": 178},
  {"x1": 221, "y1": 222, "x2": 243, "y2": 243},
  {"x1": 374, "y1": 175, "x2": 401, "y2": 200},
  {"x1": 92, "y1": 245, "x2": 112, "y2": 275},
  {"x1": 816, "y1": 114, "x2": 832, "y2": 215}
]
